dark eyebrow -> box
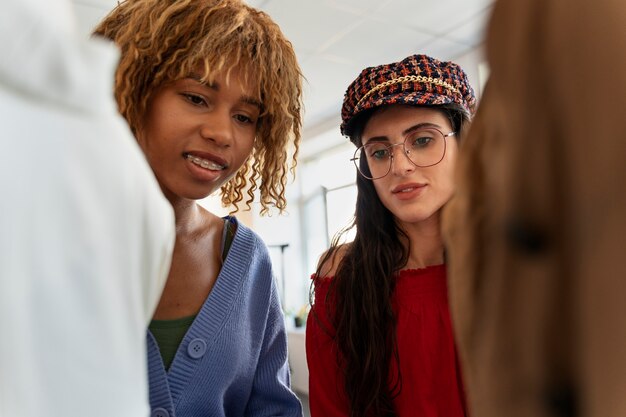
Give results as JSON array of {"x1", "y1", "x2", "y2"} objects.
[
  {"x1": 364, "y1": 122, "x2": 443, "y2": 143},
  {"x1": 187, "y1": 74, "x2": 262, "y2": 109},
  {"x1": 403, "y1": 122, "x2": 443, "y2": 135}
]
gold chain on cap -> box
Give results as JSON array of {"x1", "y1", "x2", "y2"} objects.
[{"x1": 356, "y1": 75, "x2": 460, "y2": 108}]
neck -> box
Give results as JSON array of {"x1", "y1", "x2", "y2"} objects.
[
  {"x1": 398, "y1": 213, "x2": 445, "y2": 270},
  {"x1": 167, "y1": 197, "x2": 208, "y2": 236}
]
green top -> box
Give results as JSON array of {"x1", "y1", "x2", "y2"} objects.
[
  {"x1": 221, "y1": 217, "x2": 235, "y2": 263},
  {"x1": 149, "y1": 314, "x2": 197, "y2": 370},
  {"x1": 149, "y1": 217, "x2": 236, "y2": 370}
]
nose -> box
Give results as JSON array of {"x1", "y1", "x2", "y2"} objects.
[
  {"x1": 390, "y1": 144, "x2": 415, "y2": 176},
  {"x1": 199, "y1": 111, "x2": 233, "y2": 148}
]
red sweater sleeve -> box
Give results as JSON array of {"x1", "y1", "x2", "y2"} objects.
[{"x1": 305, "y1": 277, "x2": 350, "y2": 417}]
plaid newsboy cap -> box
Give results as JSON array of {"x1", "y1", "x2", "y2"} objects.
[{"x1": 340, "y1": 54, "x2": 477, "y2": 137}]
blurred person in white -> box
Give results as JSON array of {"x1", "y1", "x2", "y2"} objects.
[{"x1": 0, "y1": 0, "x2": 175, "y2": 416}]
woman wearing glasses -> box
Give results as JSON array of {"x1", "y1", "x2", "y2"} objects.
[{"x1": 306, "y1": 54, "x2": 476, "y2": 417}]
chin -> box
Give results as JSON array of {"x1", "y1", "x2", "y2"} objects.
[
  {"x1": 392, "y1": 205, "x2": 443, "y2": 225},
  {"x1": 173, "y1": 185, "x2": 221, "y2": 202},
  {"x1": 396, "y1": 213, "x2": 433, "y2": 224}
]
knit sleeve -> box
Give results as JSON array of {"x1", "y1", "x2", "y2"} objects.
[
  {"x1": 244, "y1": 276, "x2": 303, "y2": 417},
  {"x1": 306, "y1": 277, "x2": 350, "y2": 417}
]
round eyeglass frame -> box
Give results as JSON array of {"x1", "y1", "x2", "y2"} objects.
[{"x1": 350, "y1": 128, "x2": 456, "y2": 180}]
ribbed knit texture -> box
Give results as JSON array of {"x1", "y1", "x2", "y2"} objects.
[
  {"x1": 307, "y1": 265, "x2": 466, "y2": 417},
  {"x1": 147, "y1": 218, "x2": 302, "y2": 416}
]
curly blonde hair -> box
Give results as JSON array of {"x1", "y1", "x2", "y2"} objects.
[{"x1": 93, "y1": 0, "x2": 303, "y2": 214}]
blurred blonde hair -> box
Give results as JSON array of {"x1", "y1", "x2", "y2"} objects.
[{"x1": 93, "y1": 0, "x2": 303, "y2": 213}]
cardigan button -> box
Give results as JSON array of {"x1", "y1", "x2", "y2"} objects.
[
  {"x1": 187, "y1": 338, "x2": 207, "y2": 359},
  {"x1": 151, "y1": 408, "x2": 169, "y2": 417}
]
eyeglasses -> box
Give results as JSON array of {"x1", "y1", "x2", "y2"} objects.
[{"x1": 350, "y1": 127, "x2": 455, "y2": 180}]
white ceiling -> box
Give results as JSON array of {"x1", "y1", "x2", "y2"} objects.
[{"x1": 71, "y1": 0, "x2": 492, "y2": 137}]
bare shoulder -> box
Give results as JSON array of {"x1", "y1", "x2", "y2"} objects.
[{"x1": 316, "y1": 243, "x2": 352, "y2": 278}]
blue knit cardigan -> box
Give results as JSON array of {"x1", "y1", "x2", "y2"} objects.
[{"x1": 146, "y1": 218, "x2": 302, "y2": 417}]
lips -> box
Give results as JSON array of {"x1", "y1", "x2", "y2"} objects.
[
  {"x1": 183, "y1": 152, "x2": 228, "y2": 171},
  {"x1": 392, "y1": 183, "x2": 426, "y2": 194}
]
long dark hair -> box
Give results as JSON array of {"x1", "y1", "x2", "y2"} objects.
[{"x1": 312, "y1": 103, "x2": 471, "y2": 417}]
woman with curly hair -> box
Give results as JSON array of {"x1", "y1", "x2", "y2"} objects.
[
  {"x1": 306, "y1": 54, "x2": 476, "y2": 417},
  {"x1": 93, "y1": 1, "x2": 303, "y2": 416}
]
